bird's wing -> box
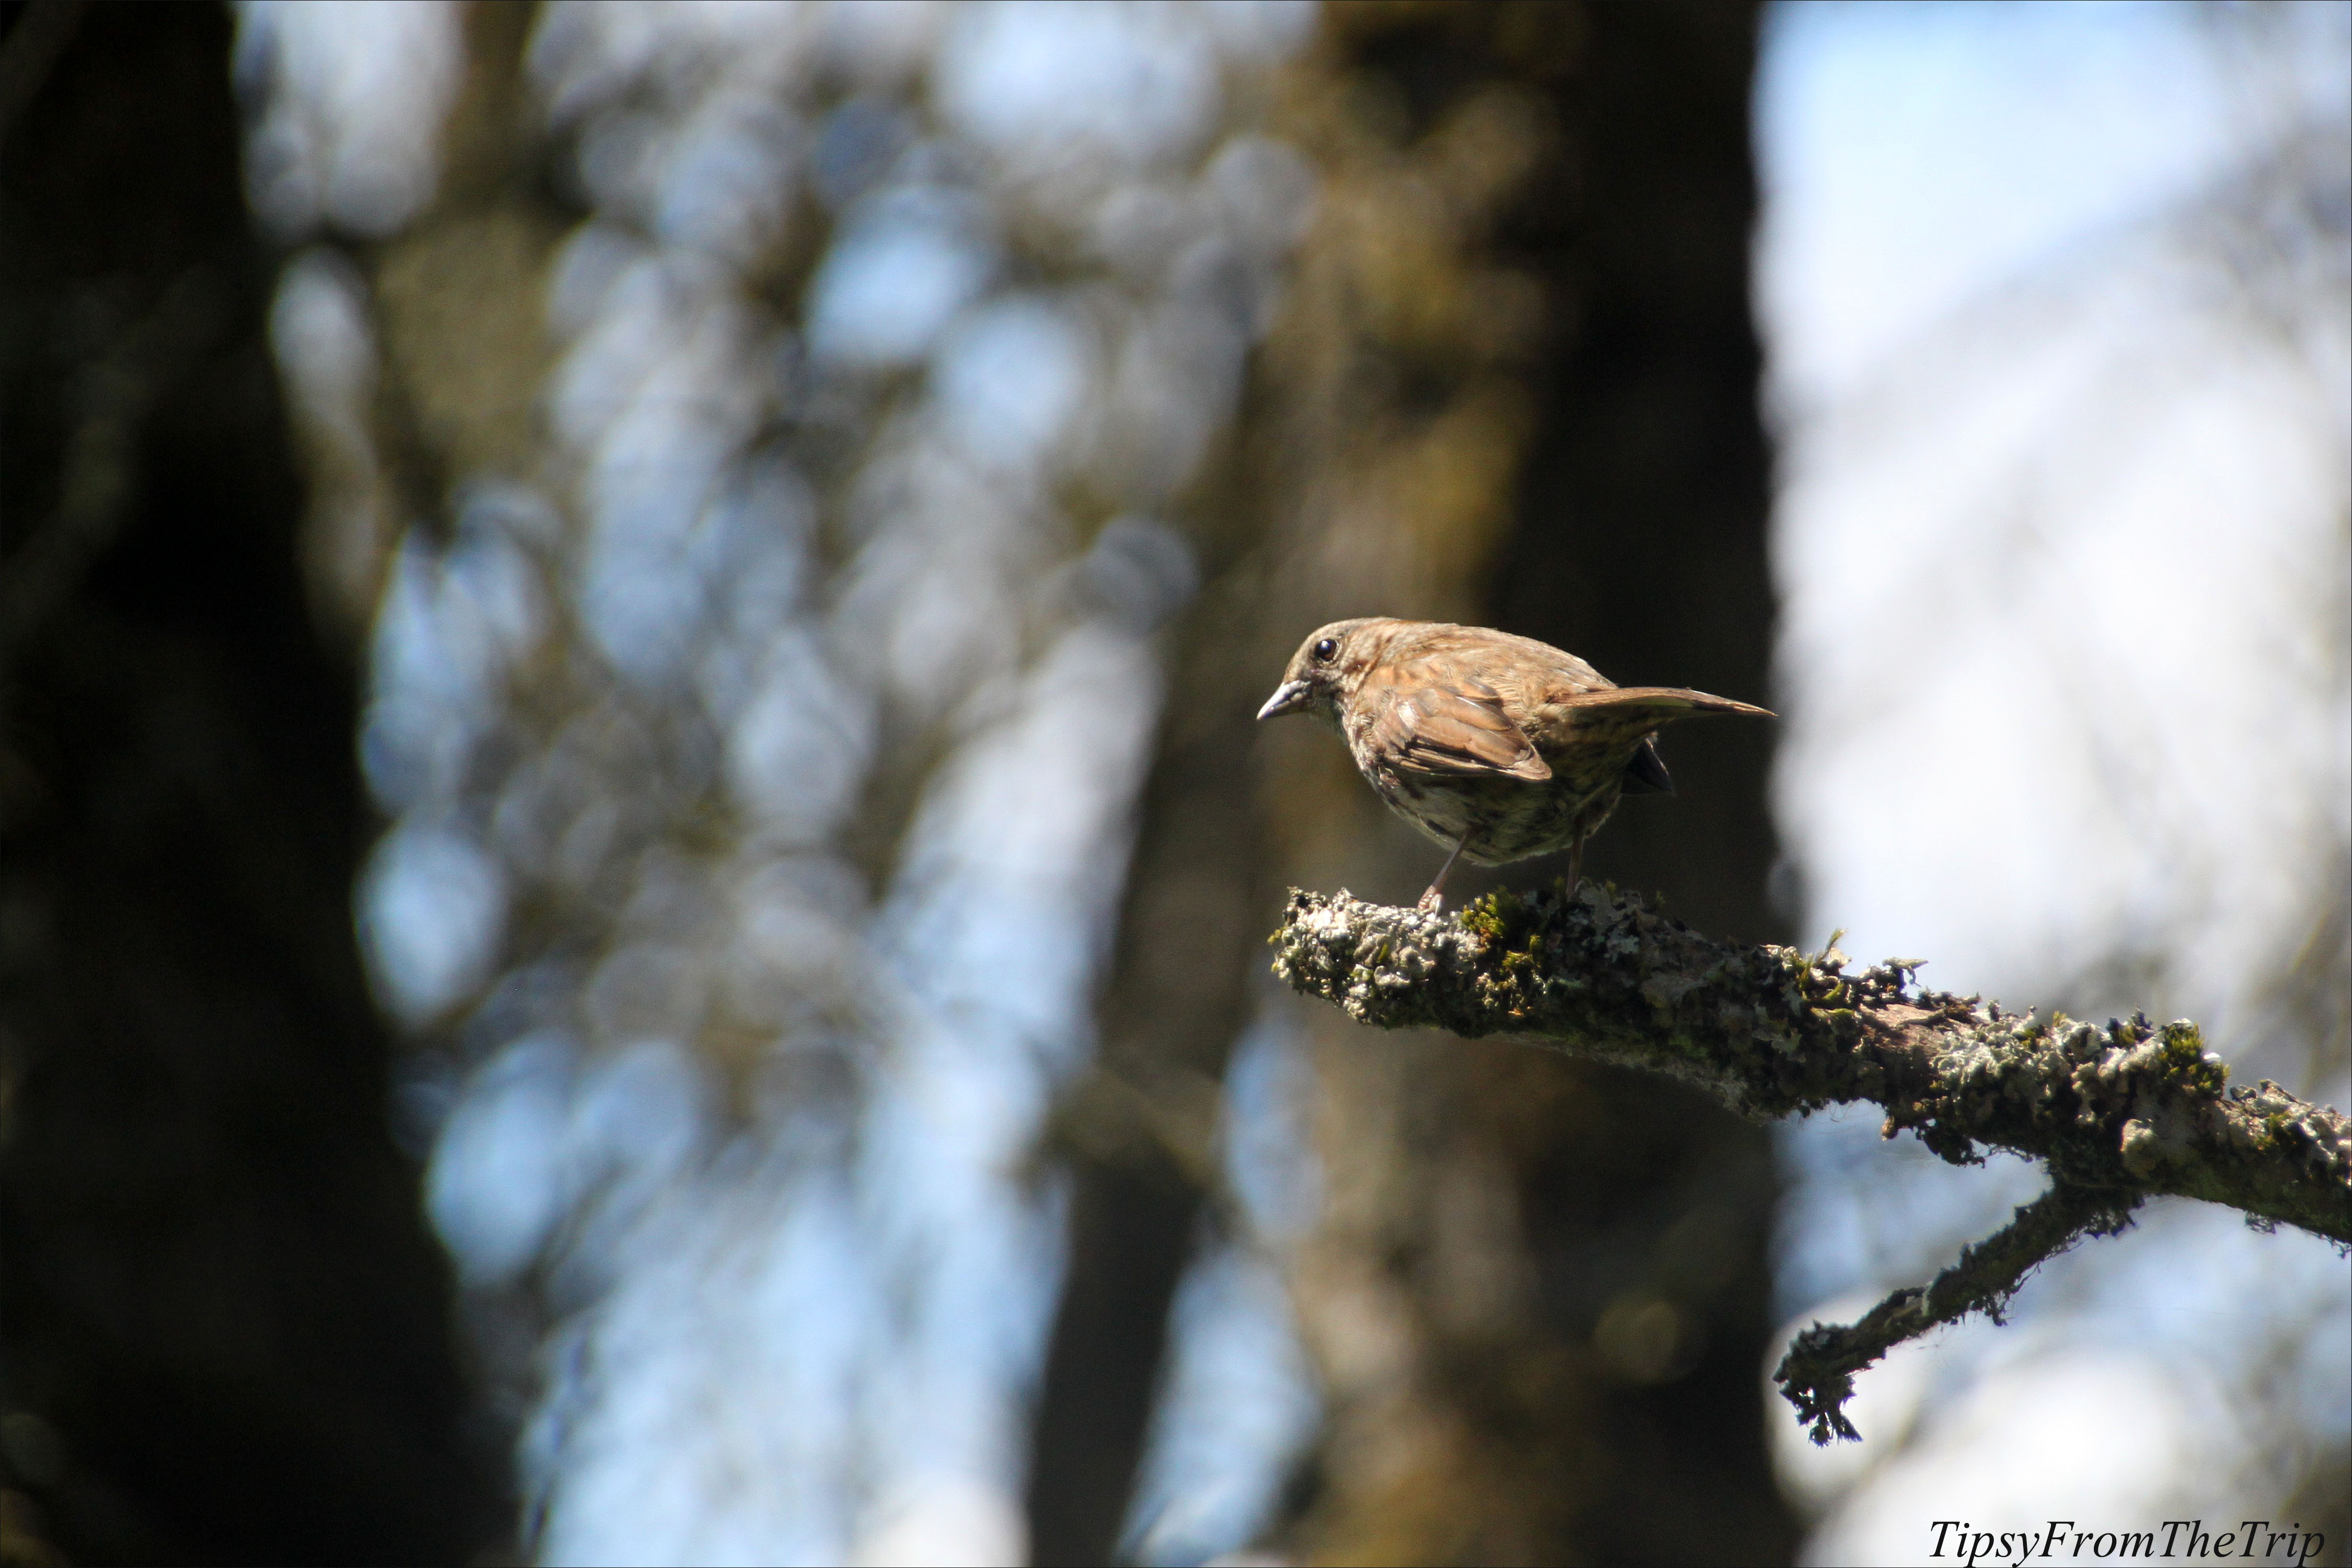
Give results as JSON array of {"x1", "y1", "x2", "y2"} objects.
[{"x1": 1364, "y1": 665, "x2": 1551, "y2": 781}]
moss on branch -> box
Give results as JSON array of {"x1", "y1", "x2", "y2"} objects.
[{"x1": 1269, "y1": 883, "x2": 2352, "y2": 1439}]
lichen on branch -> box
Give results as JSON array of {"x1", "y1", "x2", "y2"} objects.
[{"x1": 1268, "y1": 882, "x2": 2352, "y2": 1439}]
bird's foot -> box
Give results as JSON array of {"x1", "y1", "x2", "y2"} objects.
[{"x1": 1416, "y1": 887, "x2": 1445, "y2": 913}]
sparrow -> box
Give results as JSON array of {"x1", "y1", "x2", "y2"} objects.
[{"x1": 1257, "y1": 618, "x2": 1772, "y2": 910}]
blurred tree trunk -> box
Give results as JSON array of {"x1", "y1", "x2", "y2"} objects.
[
  {"x1": 1029, "y1": 3, "x2": 1796, "y2": 1563},
  {"x1": 1025, "y1": 402, "x2": 1312, "y2": 1564},
  {"x1": 0, "y1": 4, "x2": 501, "y2": 1562}
]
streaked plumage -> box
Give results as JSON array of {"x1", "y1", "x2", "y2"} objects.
[{"x1": 1256, "y1": 617, "x2": 1772, "y2": 908}]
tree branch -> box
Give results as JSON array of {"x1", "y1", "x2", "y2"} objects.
[{"x1": 1270, "y1": 883, "x2": 2352, "y2": 1438}]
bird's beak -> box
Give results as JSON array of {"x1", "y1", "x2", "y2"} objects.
[{"x1": 1256, "y1": 679, "x2": 1311, "y2": 721}]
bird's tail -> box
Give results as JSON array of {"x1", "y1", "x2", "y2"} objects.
[{"x1": 1566, "y1": 687, "x2": 1774, "y2": 720}]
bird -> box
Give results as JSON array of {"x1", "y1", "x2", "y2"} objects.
[{"x1": 1256, "y1": 617, "x2": 1772, "y2": 910}]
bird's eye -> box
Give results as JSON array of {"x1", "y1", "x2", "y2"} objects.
[{"x1": 1311, "y1": 637, "x2": 1338, "y2": 662}]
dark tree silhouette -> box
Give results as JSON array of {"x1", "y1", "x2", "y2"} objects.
[{"x1": 0, "y1": 5, "x2": 501, "y2": 1561}]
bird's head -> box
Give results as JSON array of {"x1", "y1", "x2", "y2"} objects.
[{"x1": 1256, "y1": 618, "x2": 1395, "y2": 725}]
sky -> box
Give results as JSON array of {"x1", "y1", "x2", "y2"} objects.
[
  {"x1": 1758, "y1": 0, "x2": 2341, "y2": 407},
  {"x1": 1755, "y1": 4, "x2": 2350, "y2": 1562}
]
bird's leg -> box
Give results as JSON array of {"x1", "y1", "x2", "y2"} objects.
[
  {"x1": 1417, "y1": 833, "x2": 1472, "y2": 912},
  {"x1": 1566, "y1": 832, "x2": 1585, "y2": 897}
]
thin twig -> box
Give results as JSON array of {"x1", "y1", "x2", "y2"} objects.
[{"x1": 1772, "y1": 1183, "x2": 2141, "y2": 1443}]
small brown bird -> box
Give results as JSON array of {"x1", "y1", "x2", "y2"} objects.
[{"x1": 1257, "y1": 618, "x2": 1772, "y2": 909}]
